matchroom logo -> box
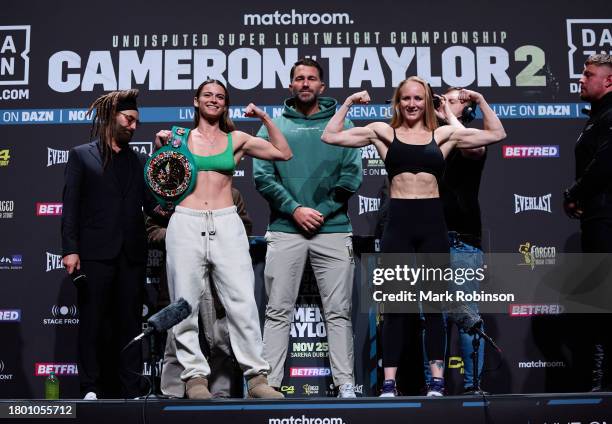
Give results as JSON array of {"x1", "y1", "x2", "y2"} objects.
[{"x1": 0, "y1": 25, "x2": 30, "y2": 85}]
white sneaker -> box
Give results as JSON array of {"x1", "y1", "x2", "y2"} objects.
[
  {"x1": 379, "y1": 379, "x2": 397, "y2": 397},
  {"x1": 426, "y1": 389, "x2": 444, "y2": 397},
  {"x1": 83, "y1": 392, "x2": 97, "y2": 400},
  {"x1": 337, "y1": 383, "x2": 357, "y2": 398}
]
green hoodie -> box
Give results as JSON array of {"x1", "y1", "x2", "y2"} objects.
[{"x1": 253, "y1": 97, "x2": 363, "y2": 233}]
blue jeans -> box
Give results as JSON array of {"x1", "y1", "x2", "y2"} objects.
[{"x1": 423, "y1": 233, "x2": 485, "y2": 389}]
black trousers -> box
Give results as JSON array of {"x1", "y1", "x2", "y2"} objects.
[
  {"x1": 580, "y1": 219, "x2": 612, "y2": 389},
  {"x1": 77, "y1": 249, "x2": 144, "y2": 398},
  {"x1": 380, "y1": 198, "x2": 449, "y2": 367}
]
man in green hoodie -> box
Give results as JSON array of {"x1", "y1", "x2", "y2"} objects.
[{"x1": 253, "y1": 58, "x2": 363, "y2": 398}]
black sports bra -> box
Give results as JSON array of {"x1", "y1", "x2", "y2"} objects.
[{"x1": 384, "y1": 128, "x2": 445, "y2": 181}]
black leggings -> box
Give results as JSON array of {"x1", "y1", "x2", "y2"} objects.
[{"x1": 381, "y1": 198, "x2": 449, "y2": 367}]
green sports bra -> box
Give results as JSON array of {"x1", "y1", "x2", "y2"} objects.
[{"x1": 193, "y1": 132, "x2": 235, "y2": 173}]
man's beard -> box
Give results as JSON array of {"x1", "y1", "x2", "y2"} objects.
[
  {"x1": 293, "y1": 90, "x2": 317, "y2": 107},
  {"x1": 114, "y1": 123, "x2": 134, "y2": 147}
]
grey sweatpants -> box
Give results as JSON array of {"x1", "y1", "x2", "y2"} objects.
[
  {"x1": 262, "y1": 231, "x2": 355, "y2": 387},
  {"x1": 165, "y1": 206, "x2": 269, "y2": 381},
  {"x1": 160, "y1": 284, "x2": 240, "y2": 398}
]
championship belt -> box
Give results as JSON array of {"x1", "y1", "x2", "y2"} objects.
[{"x1": 144, "y1": 126, "x2": 196, "y2": 209}]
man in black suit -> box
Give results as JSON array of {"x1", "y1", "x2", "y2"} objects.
[
  {"x1": 564, "y1": 53, "x2": 612, "y2": 391},
  {"x1": 61, "y1": 89, "x2": 157, "y2": 399}
]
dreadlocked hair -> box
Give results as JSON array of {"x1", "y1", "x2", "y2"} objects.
[{"x1": 86, "y1": 89, "x2": 139, "y2": 168}]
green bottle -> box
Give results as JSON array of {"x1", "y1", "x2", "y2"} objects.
[{"x1": 44, "y1": 371, "x2": 59, "y2": 400}]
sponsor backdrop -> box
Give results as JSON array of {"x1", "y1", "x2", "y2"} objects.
[{"x1": 0, "y1": 0, "x2": 610, "y2": 398}]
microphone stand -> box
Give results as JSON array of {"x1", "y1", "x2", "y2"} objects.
[
  {"x1": 127, "y1": 329, "x2": 171, "y2": 399},
  {"x1": 464, "y1": 332, "x2": 489, "y2": 395}
]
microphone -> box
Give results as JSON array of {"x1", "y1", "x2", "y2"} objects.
[
  {"x1": 446, "y1": 303, "x2": 502, "y2": 353},
  {"x1": 132, "y1": 298, "x2": 192, "y2": 342}
]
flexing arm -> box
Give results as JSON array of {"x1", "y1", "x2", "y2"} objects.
[
  {"x1": 322, "y1": 91, "x2": 381, "y2": 147},
  {"x1": 241, "y1": 103, "x2": 292, "y2": 161},
  {"x1": 447, "y1": 90, "x2": 506, "y2": 148},
  {"x1": 315, "y1": 121, "x2": 363, "y2": 217}
]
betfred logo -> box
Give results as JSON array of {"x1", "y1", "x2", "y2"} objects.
[
  {"x1": 503, "y1": 145, "x2": 559, "y2": 158},
  {"x1": 0, "y1": 309, "x2": 21, "y2": 322},
  {"x1": 34, "y1": 363, "x2": 78, "y2": 376},
  {"x1": 36, "y1": 203, "x2": 62, "y2": 216},
  {"x1": 289, "y1": 367, "x2": 331, "y2": 377},
  {"x1": 510, "y1": 304, "x2": 564, "y2": 316}
]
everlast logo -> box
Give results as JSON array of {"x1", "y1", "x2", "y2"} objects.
[
  {"x1": 45, "y1": 252, "x2": 64, "y2": 272},
  {"x1": 47, "y1": 148, "x2": 69, "y2": 166},
  {"x1": 514, "y1": 194, "x2": 552, "y2": 214},
  {"x1": 358, "y1": 195, "x2": 381, "y2": 215}
]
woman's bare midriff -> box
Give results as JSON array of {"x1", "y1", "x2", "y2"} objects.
[
  {"x1": 179, "y1": 171, "x2": 234, "y2": 210},
  {"x1": 389, "y1": 172, "x2": 440, "y2": 199}
]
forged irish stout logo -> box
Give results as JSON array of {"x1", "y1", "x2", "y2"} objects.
[
  {"x1": 0, "y1": 25, "x2": 30, "y2": 85},
  {"x1": 566, "y1": 19, "x2": 612, "y2": 92},
  {"x1": 514, "y1": 194, "x2": 552, "y2": 214},
  {"x1": 518, "y1": 242, "x2": 556, "y2": 269},
  {"x1": 0, "y1": 200, "x2": 14, "y2": 219}
]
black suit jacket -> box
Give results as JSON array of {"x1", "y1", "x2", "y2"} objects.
[{"x1": 61, "y1": 140, "x2": 156, "y2": 262}]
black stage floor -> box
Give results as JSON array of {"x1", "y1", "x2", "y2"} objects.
[{"x1": 1, "y1": 392, "x2": 611, "y2": 424}]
